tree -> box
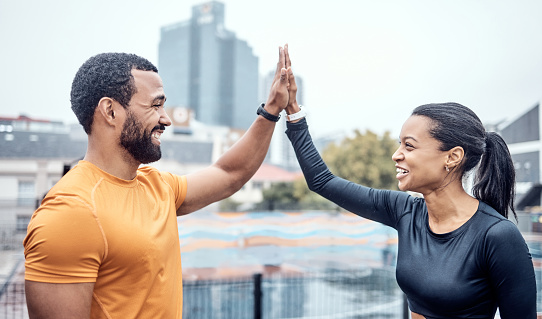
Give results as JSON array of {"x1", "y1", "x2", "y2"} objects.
[
  {"x1": 259, "y1": 182, "x2": 296, "y2": 210},
  {"x1": 322, "y1": 129, "x2": 398, "y2": 190},
  {"x1": 255, "y1": 180, "x2": 338, "y2": 211},
  {"x1": 253, "y1": 129, "x2": 398, "y2": 211}
]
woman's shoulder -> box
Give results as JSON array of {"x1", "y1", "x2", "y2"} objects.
[{"x1": 474, "y1": 201, "x2": 523, "y2": 243}]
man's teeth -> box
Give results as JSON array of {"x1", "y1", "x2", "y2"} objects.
[
  {"x1": 152, "y1": 132, "x2": 161, "y2": 140},
  {"x1": 396, "y1": 168, "x2": 408, "y2": 174}
]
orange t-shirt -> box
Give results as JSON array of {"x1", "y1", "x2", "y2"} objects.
[{"x1": 24, "y1": 161, "x2": 187, "y2": 318}]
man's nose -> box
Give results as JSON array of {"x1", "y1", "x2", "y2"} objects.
[{"x1": 159, "y1": 108, "x2": 172, "y2": 127}]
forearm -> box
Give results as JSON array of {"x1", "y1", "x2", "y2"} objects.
[
  {"x1": 285, "y1": 118, "x2": 334, "y2": 192},
  {"x1": 214, "y1": 115, "x2": 276, "y2": 191}
]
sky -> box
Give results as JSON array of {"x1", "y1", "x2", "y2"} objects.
[{"x1": 1, "y1": 0, "x2": 542, "y2": 138}]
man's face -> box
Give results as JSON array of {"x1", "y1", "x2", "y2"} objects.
[
  {"x1": 119, "y1": 69, "x2": 170, "y2": 164},
  {"x1": 120, "y1": 109, "x2": 164, "y2": 164}
]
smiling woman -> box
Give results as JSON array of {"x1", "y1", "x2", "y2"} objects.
[
  {"x1": 284, "y1": 49, "x2": 536, "y2": 319},
  {"x1": 392, "y1": 115, "x2": 455, "y2": 195}
]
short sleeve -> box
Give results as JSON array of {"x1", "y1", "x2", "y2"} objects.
[
  {"x1": 159, "y1": 172, "x2": 188, "y2": 210},
  {"x1": 24, "y1": 196, "x2": 106, "y2": 283}
]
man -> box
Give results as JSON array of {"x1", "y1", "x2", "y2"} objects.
[{"x1": 24, "y1": 45, "x2": 293, "y2": 318}]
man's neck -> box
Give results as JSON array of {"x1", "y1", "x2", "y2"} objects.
[{"x1": 84, "y1": 138, "x2": 139, "y2": 180}]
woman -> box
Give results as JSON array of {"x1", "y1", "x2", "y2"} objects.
[{"x1": 283, "y1": 49, "x2": 536, "y2": 318}]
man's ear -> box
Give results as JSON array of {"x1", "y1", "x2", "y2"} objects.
[
  {"x1": 96, "y1": 97, "x2": 120, "y2": 126},
  {"x1": 446, "y1": 146, "x2": 465, "y2": 170}
]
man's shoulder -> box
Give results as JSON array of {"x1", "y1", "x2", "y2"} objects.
[
  {"x1": 47, "y1": 164, "x2": 97, "y2": 197},
  {"x1": 137, "y1": 165, "x2": 161, "y2": 175},
  {"x1": 136, "y1": 166, "x2": 184, "y2": 186}
]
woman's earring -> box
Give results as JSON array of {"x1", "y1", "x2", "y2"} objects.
[{"x1": 445, "y1": 166, "x2": 450, "y2": 172}]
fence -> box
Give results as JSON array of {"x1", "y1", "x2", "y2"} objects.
[
  {"x1": 181, "y1": 267, "x2": 405, "y2": 318},
  {"x1": 1, "y1": 267, "x2": 406, "y2": 319}
]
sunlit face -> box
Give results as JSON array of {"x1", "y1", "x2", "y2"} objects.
[
  {"x1": 391, "y1": 115, "x2": 449, "y2": 194},
  {"x1": 119, "y1": 69, "x2": 171, "y2": 164}
]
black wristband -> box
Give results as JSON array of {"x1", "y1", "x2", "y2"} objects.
[{"x1": 257, "y1": 103, "x2": 280, "y2": 122}]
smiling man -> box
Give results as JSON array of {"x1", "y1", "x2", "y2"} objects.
[{"x1": 23, "y1": 49, "x2": 292, "y2": 319}]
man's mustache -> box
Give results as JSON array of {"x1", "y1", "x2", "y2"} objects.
[{"x1": 152, "y1": 124, "x2": 166, "y2": 132}]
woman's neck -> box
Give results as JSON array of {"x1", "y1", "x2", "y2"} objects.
[{"x1": 423, "y1": 184, "x2": 479, "y2": 234}]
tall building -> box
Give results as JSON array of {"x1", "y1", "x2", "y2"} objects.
[{"x1": 158, "y1": 1, "x2": 259, "y2": 130}]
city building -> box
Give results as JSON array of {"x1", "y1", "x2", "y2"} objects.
[
  {"x1": 158, "y1": 1, "x2": 259, "y2": 130},
  {"x1": 0, "y1": 115, "x2": 86, "y2": 231},
  {"x1": 0, "y1": 114, "x2": 215, "y2": 232},
  {"x1": 498, "y1": 102, "x2": 542, "y2": 209}
]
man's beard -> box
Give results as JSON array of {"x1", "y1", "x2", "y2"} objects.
[{"x1": 120, "y1": 111, "x2": 163, "y2": 164}]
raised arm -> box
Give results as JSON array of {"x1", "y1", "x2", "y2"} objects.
[{"x1": 177, "y1": 46, "x2": 290, "y2": 215}]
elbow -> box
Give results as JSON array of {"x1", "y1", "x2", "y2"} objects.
[
  {"x1": 222, "y1": 177, "x2": 246, "y2": 199},
  {"x1": 305, "y1": 171, "x2": 334, "y2": 194},
  {"x1": 307, "y1": 181, "x2": 320, "y2": 193}
]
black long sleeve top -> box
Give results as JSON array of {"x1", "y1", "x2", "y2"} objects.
[{"x1": 286, "y1": 118, "x2": 536, "y2": 318}]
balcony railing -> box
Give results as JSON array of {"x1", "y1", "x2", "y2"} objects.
[{"x1": 1, "y1": 267, "x2": 406, "y2": 319}]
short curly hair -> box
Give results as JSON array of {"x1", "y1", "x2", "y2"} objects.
[{"x1": 70, "y1": 53, "x2": 158, "y2": 134}]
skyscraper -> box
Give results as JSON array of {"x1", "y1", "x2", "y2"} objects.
[{"x1": 158, "y1": 1, "x2": 259, "y2": 130}]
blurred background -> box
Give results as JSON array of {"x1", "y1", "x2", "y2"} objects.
[{"x1": 2, "y1": 1, "x2": 542, "y2": 318}]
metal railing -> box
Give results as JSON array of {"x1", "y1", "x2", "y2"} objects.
[
  {"x1": 0, "y1": 227, "x2": 25, "y2": 251},
  {"x1": 1, "y1": 268, "x2": 406, "y2": 319},
  {"x1": 182, "y1": 267, "x2": 405, "y2": 319}
]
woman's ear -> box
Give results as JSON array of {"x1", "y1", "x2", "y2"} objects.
[{"x1": 446, "y1": 146, "x2": 465, "y2": 170}]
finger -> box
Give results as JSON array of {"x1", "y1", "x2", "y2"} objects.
[
  {"x1": 275, "y1": 46, "x2": 285, "y2": 77},
  {"x1": 280, "y1": 68, "x2": 288, "y2": 84},
  {"x1": 287, "y1": 67, "x2": 297, "y2": 91},
  {"x1": 285, "y1": 43, "x2": 291, "y2": 69}
]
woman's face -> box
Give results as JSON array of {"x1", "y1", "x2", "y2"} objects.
[{"x1": 392, "y1": 115, "x2": 450, "y2": 194}]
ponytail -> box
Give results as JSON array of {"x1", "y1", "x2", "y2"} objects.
[{"x1": 472, "y1": 132, "x2": 516, "y2": 220}]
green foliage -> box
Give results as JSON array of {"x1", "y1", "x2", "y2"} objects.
[
  {"x1": 253, "y1": 129, "x2": 398, "y2": 211},
  {"x1": 219, "y1": 197, "x2": 242, "y2": 211},
  {"x1": 254, "y1": 180, "x2": 337, "y2": 211},
  {"x1": 254, "y1": 182, "x2": 296, "y2": 211},
  {"x1": 322, "y1": 129, "x2": 398, "y2": 190}
]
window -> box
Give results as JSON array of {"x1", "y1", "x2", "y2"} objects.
[
  {"x1": 17, "y1": 215, "x2": 32, "y2": 232},
  {"x1": 18, "y1": 180, "x2": 35, "y2": 206}
]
